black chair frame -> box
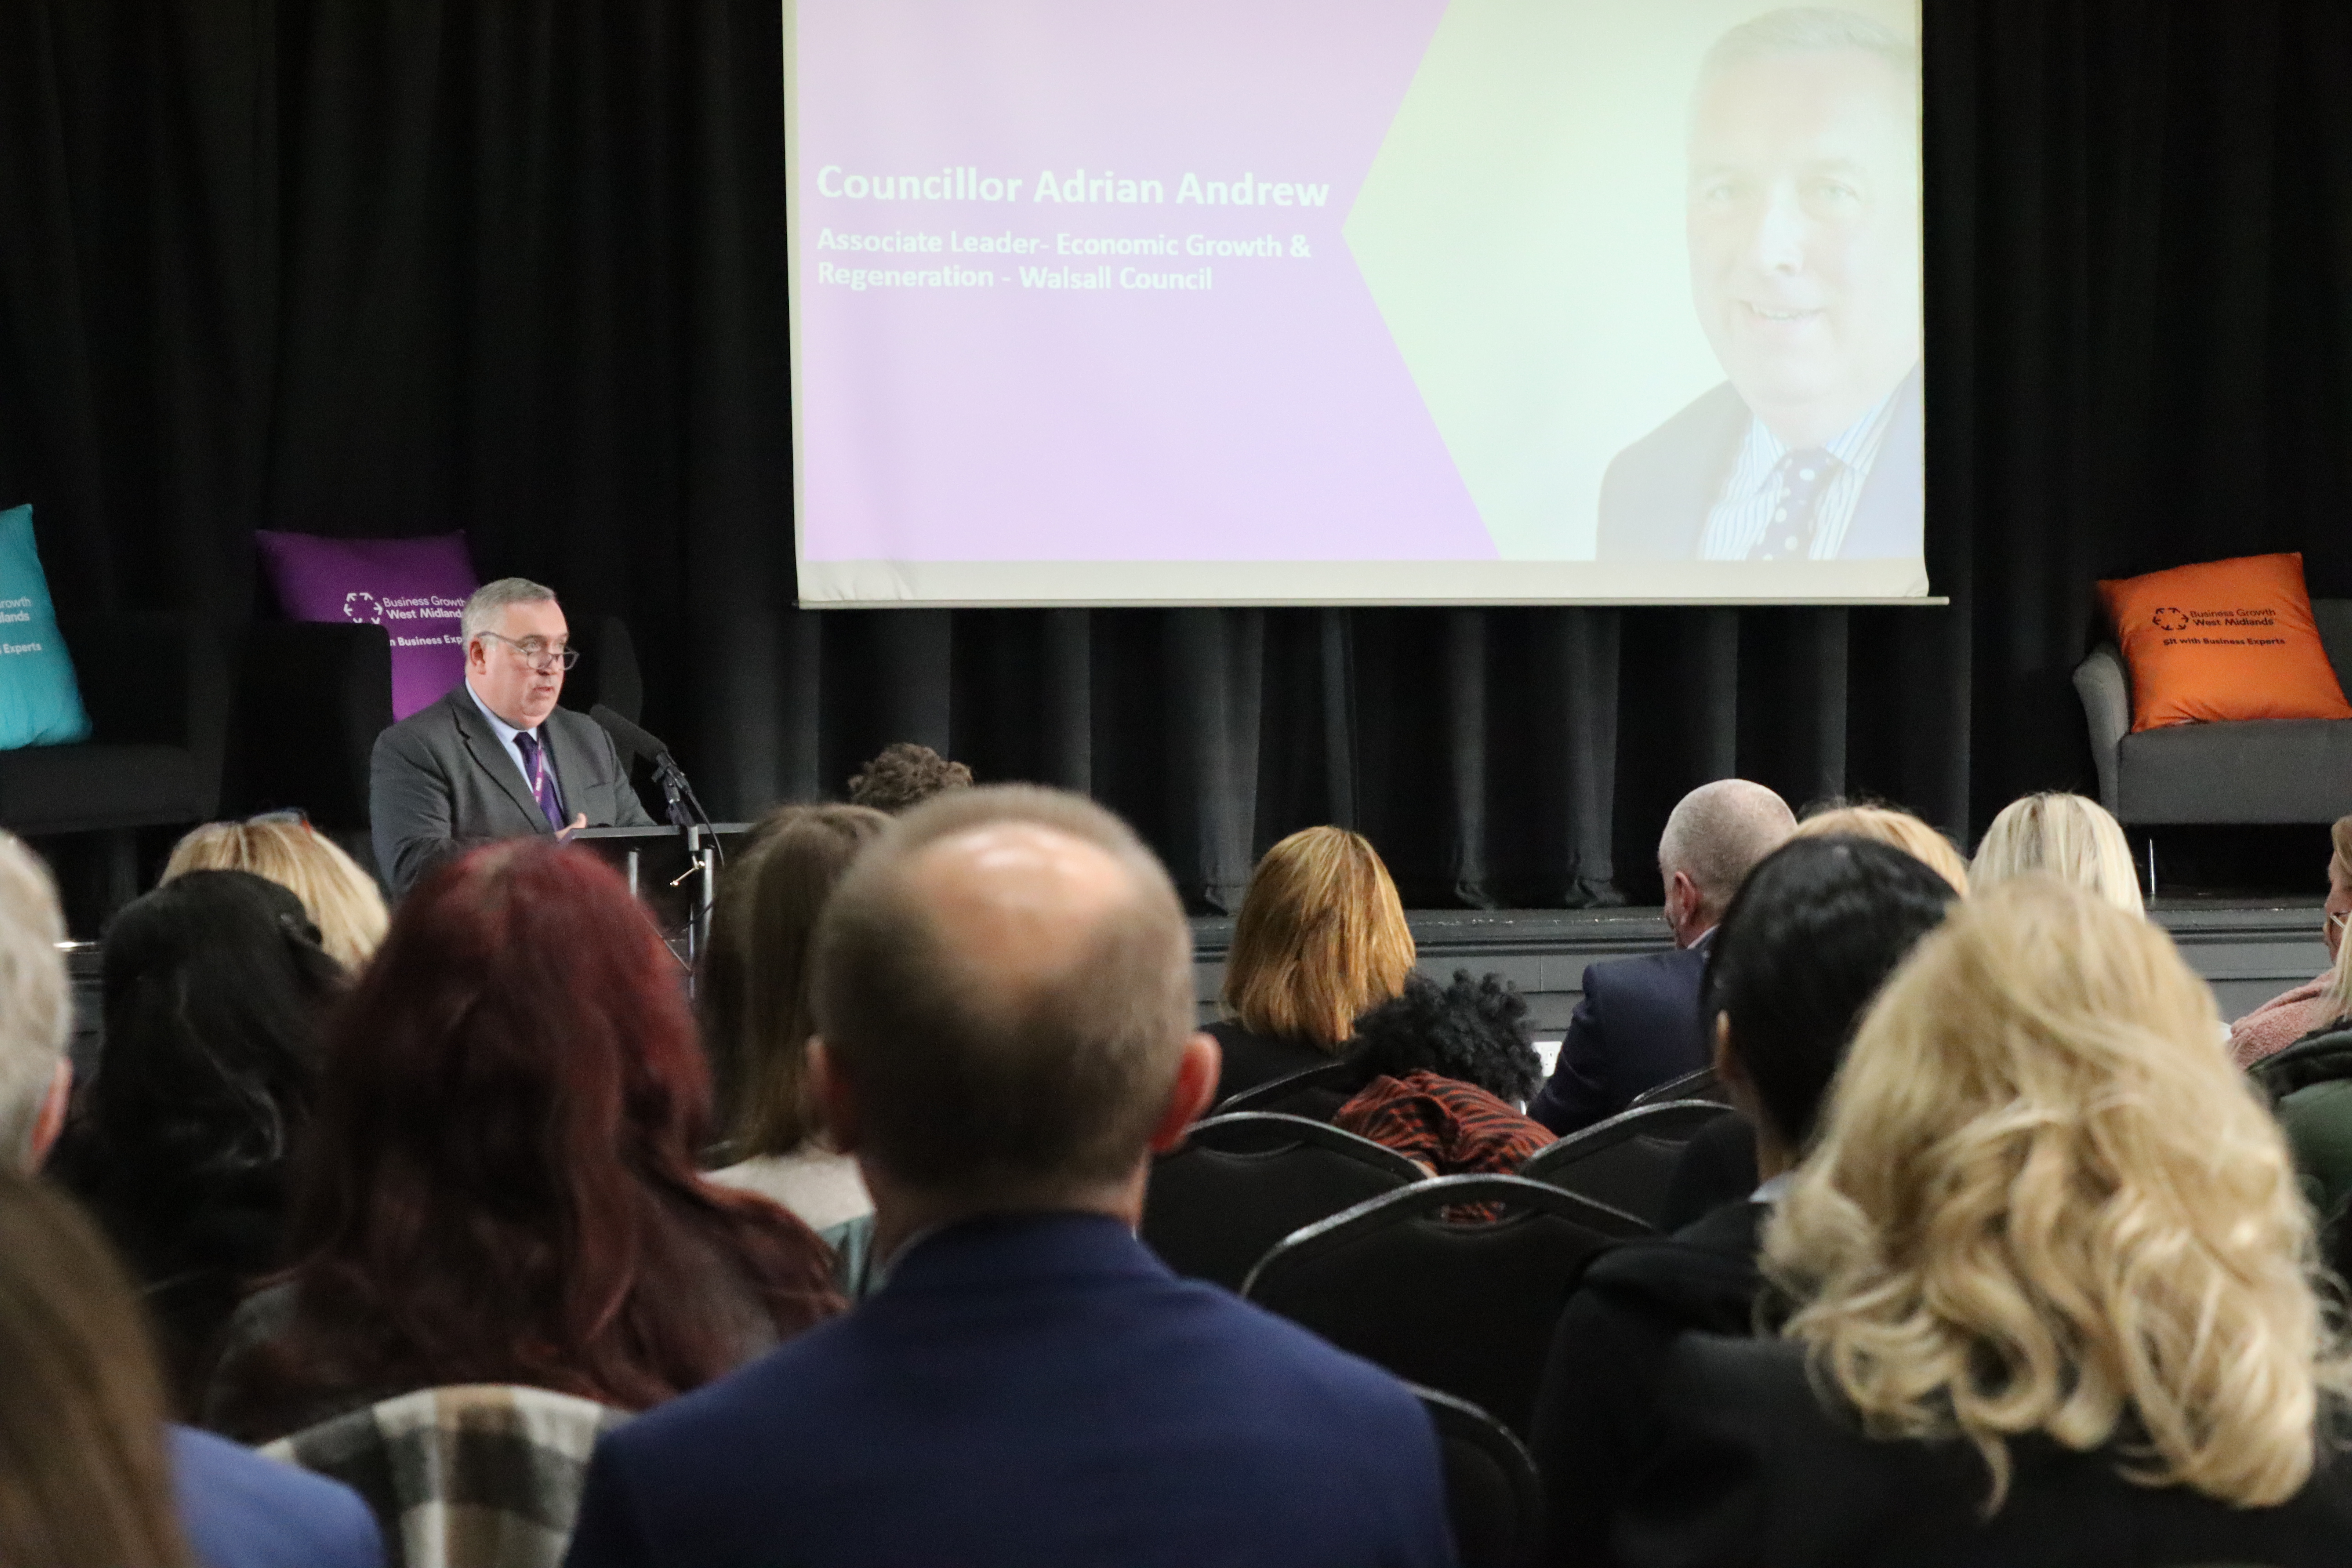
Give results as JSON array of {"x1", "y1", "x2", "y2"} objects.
[
  {"x1": 1176, "y1": 1111, "x2": 1426, "y2": 1175},
  {"x1": 1241, "y1": 1174, "x2": 1647, "y2": 1296},
  {"x1": 1626, "y1": 1063, "x2": 1730, "y2": 1110},
  {"x1": 1213, "y1": 1056, "x2": 1361, "y2": 1114},
  {"x1": 1412, "y1": 1384, "x2": 1543, "y2": 1568}
]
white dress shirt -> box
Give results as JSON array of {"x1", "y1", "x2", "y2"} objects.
[{"x1": 1697, "y1": 387, "x2": 1904, "y2": 561}]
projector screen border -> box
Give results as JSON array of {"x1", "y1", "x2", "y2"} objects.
[{"x1": 794, "y1": 558, "x2": 1942, "y2": 610}]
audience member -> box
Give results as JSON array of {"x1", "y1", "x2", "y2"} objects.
[
  {"x1": 1530, "y1": 835, "x2": 1955, "y2": 1565},
  {"x1": 846, "y1": 741, "x2": 971, "y2": 813},
  {"x1": 2232, "y1": 813, "x2": 2352, "y2": 1067},
  {"x1": 163, "y1": 816, "x2": 390, "y2": 971},
  {"x1": 0, "y1": 831, "x2": 72, "y2": 1174},
  {"x1": 1530, "y1": 779, "x2": 1794, "y2": 1133},
  {"x1": 0, "y1": 838, "x2": 379, "y2": 1568},
  {"x1": 1619, "y1": 878, "x2": 2352, "y2": 1566},
  {"x1": 1969, "y1": 790, "x2": 2142, "y2": 913},
  {"x1": 1210, "y1": 825, "x2": 1417, "y2": 1103},
  {"x1": 51, "y1": 872, "x2": 342, "y2": 1410},
  {"x1": 203, "y1": 842, "x2": 840, "y2": 1443},
  {"x1": 1335, "y1": 970, "x2": 1551, "y2": 1176},
  {"x1": 699, "y1": 802, "x2": 890, "y2": 1230},
  {"x1": 563, "y1": 787, "x2": 1456, "y2": 1568},
  {"x1": 1788, "y1": 800, "x2": 1970, "y2": 893}
]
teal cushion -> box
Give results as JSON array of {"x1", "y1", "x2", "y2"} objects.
[{"x1": 0, "y1": 506, "x2": 91, "y2": 749}]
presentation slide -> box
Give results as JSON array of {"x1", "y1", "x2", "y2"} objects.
[{"x1": 784, "y1": 0, "x2": 1925, "y2": 606}]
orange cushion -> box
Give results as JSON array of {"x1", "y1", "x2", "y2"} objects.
[{"x1": 2097, "y1": 553, "x2": 2352, "y2": 732}]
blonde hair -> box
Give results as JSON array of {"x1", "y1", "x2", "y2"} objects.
[
  {"x1": 0, "y1": 835, "x2": 67, "y2": 1170},
  {"x1": 2308, "y1": 816, "x2": 2352, "y2": 1029},
  {"x1": 1768, "y1": 876, "x2": 2352, "y2": 1510},
  {"x1": 1221, "y1": 827, "x2": 1415, "y2": 1050},
  {"x1": 1792, "y1": 804, "x2": 1970, "y2": 895},
  {"x1": 162, "y1": 820, "x2": 387, "y2": 971},
  {"x1": 1971, "y1": 792, "x2": 2141, "y2": 914}
]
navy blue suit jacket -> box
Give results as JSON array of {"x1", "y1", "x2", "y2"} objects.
[
  {"x1": 173, "y1": 1426, "x2": 382, "y2": 1568},
  {"x1": 1528, "y1": 938, "x2": 1710, "y2": 1136},
  {"x1": 1595, "y1": 366, "x2": 1924, "y2": 561},
  {"x1": 563, "y1": 1212, "x2": 1457, "y2": 1568}
]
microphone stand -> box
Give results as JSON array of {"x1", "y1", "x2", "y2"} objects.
[{"x1": 649, "y1": 747, "x2": 722, "y2": 968}]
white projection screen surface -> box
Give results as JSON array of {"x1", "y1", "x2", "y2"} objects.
[{"x1": 784, "y1": 0, "x2": 1926, "y2": 607}]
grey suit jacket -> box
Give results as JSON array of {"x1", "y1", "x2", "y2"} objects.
[
  {"x1": 1595, "y1": 365, "x2": 1924, "y2": 561},
  {"x1": 370, "y1": 685, "x2": 656, "y2": 897}
]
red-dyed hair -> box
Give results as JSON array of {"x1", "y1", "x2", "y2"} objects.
[{"x1": 250, "y1": 841, "x2": 839, "y2": 1416}]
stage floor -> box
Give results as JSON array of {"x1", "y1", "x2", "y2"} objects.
[{"x1": 1191, "y1": 900, "x2": 2331, "y2": 1036}]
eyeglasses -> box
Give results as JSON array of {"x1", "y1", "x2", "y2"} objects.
[{"x1": 479, "y1": 631, "x2": 580, "y2": 671}]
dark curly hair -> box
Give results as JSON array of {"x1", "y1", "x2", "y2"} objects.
[
  {"x1": 847, "y1": 743, "x2": 973, "y2": 814},
  {"x1": 1348, "y1": 969, "x2": 1540, "y2": 1103}
]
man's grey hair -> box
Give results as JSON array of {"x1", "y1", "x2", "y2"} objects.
[
  {"x1": 461, "y1": 577, "x2": 559, "y2": 645},
  {"x1": 1659, "y1": 779, "x2": 1797, "y2": 922},
  {"x1": 0, "y1": 833, "x2": 69, "y2": 1169},
  {"x1": 1700, "y1": 7, "x2": 1917, "y2": 87}
]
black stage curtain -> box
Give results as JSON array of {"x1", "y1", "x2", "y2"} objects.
[{"x1": 2, "y1": 0, "x2": 2349, "y2": 909}]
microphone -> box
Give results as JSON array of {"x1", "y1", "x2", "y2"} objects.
[
  {"x1": 590, "y1": 704, "x2": 715, "y2": 835},
  {"x1": 590, "y1": 704, "x2": 670, "y2": 766}
]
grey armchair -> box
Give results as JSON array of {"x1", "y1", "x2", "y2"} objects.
[{"x1": 2074, "y1": 599, "x2": 2352, "y2": 825}]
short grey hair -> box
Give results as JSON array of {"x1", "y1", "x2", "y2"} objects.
[
  {"x1": 0, "y1": 833, "x2": 69, "y2": 1170},
  {"x1": 461, "y1": 577, "x2": 559, "y2": 645},
  {"x1": 1660, "y1": 779, "x2": 1797, "y2": 922},
  {"x1": 1700, "y1": 7, "x2": 1917, "y2": 83}
]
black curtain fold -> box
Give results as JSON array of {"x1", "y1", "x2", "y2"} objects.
[{"x1": 4, "y1": 0, "x2": 2351, "y2": 909}]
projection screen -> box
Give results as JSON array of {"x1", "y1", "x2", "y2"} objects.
[{"x1": 784, "y1": 0, "x2": 1926, "y2": 606}]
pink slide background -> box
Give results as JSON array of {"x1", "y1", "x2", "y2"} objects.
[{"x1": 794, "y1": 0, "x2": 1495, "y2": 563}]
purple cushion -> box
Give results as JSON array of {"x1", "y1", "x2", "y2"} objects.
[{"x1": 256, "y1": 532, "x2": 479, "y2": 719}]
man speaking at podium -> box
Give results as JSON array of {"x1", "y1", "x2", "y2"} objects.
[{"x1": 371, "y1": 577, "x2": 655, "y2": 897}]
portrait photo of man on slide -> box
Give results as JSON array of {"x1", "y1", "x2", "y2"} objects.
[{"x1": 1595, "y1": 9, "x2": 1922, "y2": 563}]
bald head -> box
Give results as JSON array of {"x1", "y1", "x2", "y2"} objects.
[
  {"x1": 1659, "y1": 780, "x2": 1797, "y2": 928},
  {"x1": 811, "y1": 787, "x2": 1195, "y2": 1201}
]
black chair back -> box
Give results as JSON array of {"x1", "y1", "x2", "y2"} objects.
[
  {"x1": 1214, "y1": 1056, "x2": 1360, "y2": 1118},
  {"x1": 1518, "y1": 1101, "x2": 1731, "y2": 1229},
  {"x1": 1141, "y1": 1113, "x2": 1423, "y2": 1290},
  {"x1": 1241, "y1": 1175, "x2": 1645, "y2": 1437},
  {"x1": 1414, "y1": 1385, "x2": 1543, "y2": 1568},
  {"x1": 1626, "y1": 1063, "x2": 1730, "y2": 1110}
]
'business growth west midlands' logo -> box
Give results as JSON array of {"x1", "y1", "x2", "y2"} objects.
[
  {"x1": 343, "y1": 590, "x2": 383, "y2": 625},
  {"x1": 2152, "y1": 606, "x2": 2192, "y2": 632}
]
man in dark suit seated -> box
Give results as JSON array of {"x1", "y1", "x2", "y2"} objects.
[
  {"x1": 1595, "y1": 10, "x2": 1921, "y2": 565},
  {"x1": 562, "y1": 785, "x2": 1457, "y2": 1568},
  {"x1": 369, "y1": 577, "x2": 654, "y2": 897},
  {"x1": 1528, "y1": 835, "x2": 1956, "y2": 1568},
  {"x1": 1528, "y1": 779, "x2": 1793, "y2": 1134}
]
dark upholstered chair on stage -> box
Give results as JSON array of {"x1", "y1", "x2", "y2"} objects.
[
  {"x1": 1240, "y1": 1175, "x2": 1646, "y2": 1438},
  {"x1": 1626, "y1": 1063, "x2": 1731, "y2": 1110},
  {"x1": 1519, "y1": 1101, "x2": 1733, "y2": 1230},
  {"x1": 1141, "y1": 1113, "x2": 1422, "y2": 1291},
  {"x1": 2076, "y1": 598, "x2": 2352, "y2": 830},
  {"x1": 1212, "y1": 1056, "x2": 1358, "y2": 1118},
  {"x1": 1413, "y1": 1385, "x2": 1543, "y2": 1568},
  {"x1": 1, "y1": 615, "x2": 223, "y2": 911}
]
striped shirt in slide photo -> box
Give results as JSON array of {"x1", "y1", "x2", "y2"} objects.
[{"x1": 1696, "y1": 387, "x2": 1903, "y2": 561}]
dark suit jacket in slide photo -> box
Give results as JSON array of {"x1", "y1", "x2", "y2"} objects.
[
  {"x1": 1595, "y1": 365, "x2": 1924, "y2": 562},
  {"x1": 1618, "y1": 1332, "x2": 2352, "y2": 1568},
  {"x1": 370, "y1": 685, "x2": 655, "y2": 897},
  {"x1": 1528, "y1": 938, "x2": 1711, "y2": 1136}
]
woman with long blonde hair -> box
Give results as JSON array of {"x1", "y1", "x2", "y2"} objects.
[
  {"x1": 1621, "y1": 877, "x2": 2352, "y2": 1566},
  {"x1": 1970, "y1": 790, "x2": 2143, "y2": 913},
  {"x1": 1210, "y1": 826, "x2": 1416, "y2": 1104},
  {"x1": 164, "y1": 816, "x2": 388, "y2": 971}
]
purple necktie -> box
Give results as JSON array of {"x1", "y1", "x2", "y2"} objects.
[{"x1": 512, "y1": 731, "x2": 565, "y2": 830}]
